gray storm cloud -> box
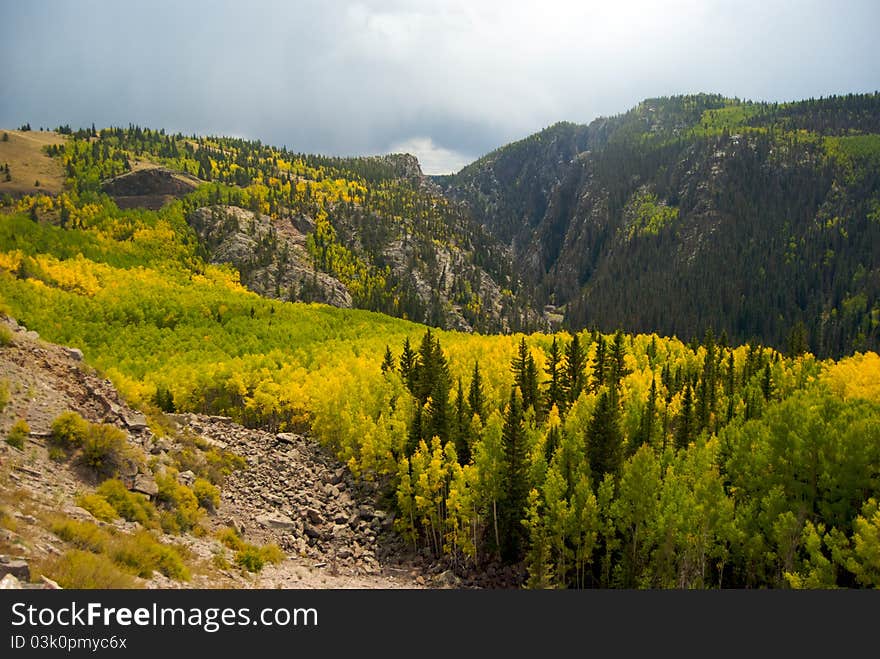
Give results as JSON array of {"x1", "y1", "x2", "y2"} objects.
[{"x1": 1, "y1": 0, "x2": 878, "y2": 173}]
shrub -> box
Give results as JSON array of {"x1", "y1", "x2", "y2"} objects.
[
  {"x1": 50, "y1": 518, "x2": 110, "y2": 553},
  {"x1": 216, "y1": 527, "x2": 245, "y2": 552},
  {"x1": 192, "y1": 478, "x2": 220, "y2": 511},
  {"x1": 80, "y1": 423, "x2": 129, "y2": 476},
  {"x1": 155, "y1": 470, "x2": 202, "y2": 534},
  {"x1": 48, "y1": 518, "x2": 190, "y2": 582},
  {"x1": 96, "y1": 479, "x2": 156, "y2": 526},
  {"x1": 0, "y1": 380, "x2": 8, "y2": 412},
  {"x1": 234, "y1": 546, "x2": 265, "y2": 572},
  {"x1": 76, "y1": 493, "x2": 119, "y2": 522},
  {"x1": 0, "y1": 325, "x2": 12, "y2": 347},
  {"x1": 109, "y1": 530, "x2": 190, "y2": 581},
  {"x1": 234, "y1": 543, "x2": 285, "y2": 573},
  {"x1": 6, "y1": 419, "x2": 29, "y2": 449},
  {"x1": 50, "y1": 411, "x2": 89, "y2": 448},
  {"x1": 48, "y1": 445, "x2": 66, "y2": 462},
  {"x1": 39, "y1": 549, "x2": 138, "y2": 589}
]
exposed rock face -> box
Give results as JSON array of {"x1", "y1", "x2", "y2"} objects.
[
  {"x1": 101, "y1": 167, "x2": 201, "y2": 210},
  {"x1": 187, "y1": 205, "x2": 352, "y2": 308}
]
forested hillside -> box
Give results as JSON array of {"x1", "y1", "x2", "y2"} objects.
[
  {"x1": 439, "y1": 93, "x2": 880, "y2": 357},
  {"x1": 2, "y1": 155, "x2": 879, "y2": 587},
  {"x1": 33, "y1": 124, "x2": 539, "y2": 333}
]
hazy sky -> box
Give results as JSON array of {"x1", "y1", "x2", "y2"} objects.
[{"x1": 2, "y1": 1, "x2": 878, "y2": 173}]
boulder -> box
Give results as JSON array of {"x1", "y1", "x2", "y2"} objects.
[
  {"x1": 276, "y1": 432, "x2": 298, "y2": 444},
  {"x1": 0, "y1": 574, "x2": 22, "y2": 589},
  {"x1": 122, "y1": 411, "x2": 148, "y2": 431},
  {"x1": 177, "y1": 470, "x2": 196, "y2": 486},
  {"x1": 64, "y1": 347, "x2": 84, "y2": 361},
  {"x1": 132, "y1": 474, "x2": 159, "y2": 498},
  {"x1": 255, "y1": 512, "x2": 297, "y2": 531},
  {"x1": 0, "y1": 557, "x2": 29, "y2": 581}
]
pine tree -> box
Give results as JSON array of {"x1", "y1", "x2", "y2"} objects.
[
  {"x1": 499, "y1": 388, "x2": 529, "y2": 562},
  {"x1": 586, "y1": 390, "x2": 623, "y2": 487},
  {"x1": 380, "y1": 345, "x2": 396, "y2": 374},
  {"x1": 467, "y1": 361, "x2": 485, "y2": 421},
  {"x1": 399, "y1": 336, "x2": 416, "y2": 392},
  {"x1": 589, "y1": 334, "x2": 607, "y2": 394},
  {"x1": 608, "y1": 330, "x2": 631, "y2": 397},
  {"x1": 676, "y1": 384, "x2": 694, "y2": 450},
  {"x1": 564, "y1": 333, "x2": 587, "y2": 404},
  {"x1": 762, "y1": 363, "x2": 773, "y2": 401},
  {"x1": 453, "y1": 377, "x2": 471, "y2": 465},
  {"x1": 633, "y1": 377, "x2": 657, "y2": 453},
  {"x1": 511, "y1": 337, "x2": 539, "y2": 411},
  {"x1": 544, "y1": 337, "x2": 565, "y2": 413}
]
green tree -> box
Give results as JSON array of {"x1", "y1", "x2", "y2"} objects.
[
  {"x1": 544, "y1": 337, "x2": 565, "y2": 413},
  {"x1": 467, "y1": 361, "x2": 485, "y2": 421},
  {"x1": 586, "y1": 389, "x2": 623, "y2": 486},
  {"x1": 589, "y1": 334, "x2": 606, "y2": 394},
  {"x1": 453, "y1": 376, "x2": 471, "y2": 465},
  {"x1": 499, "y1": 388, "x2": 529, "y2": 561},
  {"x1": 676, "y1": 384, "x2": 695, "y2": 450},
  {"x1": 564, "y1": 333, "x2": 587, "y2": 404},
  {"x1": 380, "y1": 345, "x2": 396, "y2": 374}
]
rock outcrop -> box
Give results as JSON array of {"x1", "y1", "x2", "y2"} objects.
[
  {"x1": 186, "y1": 205, "x2": 352, "y2": 308},
  {"x1": 101, "y1": 167, "x2": 201, "y2": 210}
]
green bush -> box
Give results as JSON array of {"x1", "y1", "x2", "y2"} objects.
[
  {"x1": 49, "y1": 517, "x2": 190, "y2": 582},
  {"x1": 76, "y1": 493, "x2": 119, "y2": 522},
  {"x1": 0, "y1": 325, "x2": 12, "y2": 347},
  {"x1": 216, "y1": 526, "x2": 245, "y2": 551},
  {"x1": 50, "y1": 411, "x2": 89, "y2": 448},
  {"x1": 155, "y1": 470, "x2": 202, "y2": 534},
  {"x1": 96, "y1": 479, "x2": 156, "y2": 526},
  {"x1": 234, "y1": 543, "x2": 285, "y2": 573},
  {"x1": 80, "y1": 423, "x2": 130, "y2": 476},
  {"x1": 5, "y1": 419, "x2": 29, "y2": 449},
  {"x1": 50, "y1": 518, "x2": 110, "y2": 553},
  {"x1": 0, "y1": 380, "x2": 9, "y2": 413},
  {"x1": 109, "y1": 530, "x2": 190, "y2": 581},
  {"x1": 192, "y1": 478, "x2": 220, "y2": 511},
  {"x1": 40, "y1": 549, "x2": 138, "y2": 589}
]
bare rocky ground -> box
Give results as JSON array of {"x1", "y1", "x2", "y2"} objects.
[{"x1": 0, "y1": 315, "x2": 445, "y2": 589}]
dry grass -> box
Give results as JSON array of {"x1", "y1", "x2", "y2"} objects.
[{"x1": 0, "y1": 129, "x2": 66, "y2": 196}]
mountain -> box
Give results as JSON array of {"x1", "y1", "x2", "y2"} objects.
[
  {"x1": 3, "y1": 109, "x2": 880, "y2": 590},
  {"x1": 19, "y1": 126, "x2": 539, "y2": 334},
  {"x1": 438, "y1": 93, "x2": 880, "y2": 357}
]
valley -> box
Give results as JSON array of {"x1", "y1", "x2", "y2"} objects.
[{"x1": 1, "y1": 93, "x2": 879, "y2": 589}]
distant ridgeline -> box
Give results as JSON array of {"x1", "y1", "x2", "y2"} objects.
[
  {"x1": 438, "y1": 92, "x2": 880, "y2": 358},
  {"x1": 1, "y1": 106, "x2": 880, "y2": 588}
]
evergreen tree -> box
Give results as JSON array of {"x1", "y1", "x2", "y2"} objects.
[
  {"x1": 762, "y1": 363, "x2": 773, "y2": 401},
  {"x1": 467, "y1": 360, "x2": 485, "y2": 421},
  {"x1": 590, "y1": 334, "x2": 607, "y2": 393},
  {"x1": 544, "y1": 337, "x2": 565, "y2": 413},
  {"x1": 633, "y1": 377, "x2": 657, "y2": 453},
  {"x1": 380, "y1": 345, "x2": 396, "y2": 374},
  {"x1": 586, "y1": 389, "x2": 623, "y2": 487},
  {"x1": 499, "y1": 388, "x2": 529, "y2": 561},
  {"x1": 453, "y1": 377, "x2": 471, "y2": 465},
  {"x1": 564, "y1": 333, "x2": 587, "y2": 404},
  {"x1": 608, "y1": 330, "x2": 632, "y2": 396},
  {"x1": 399, "y1": 336, "x2": 416, "y2": 392},
  {"x1": 676, "y1": 384, "x2": 695, "y2": 450},
  {"x1": 511, "y1": 337, "x2": 539, "y2": 411}
]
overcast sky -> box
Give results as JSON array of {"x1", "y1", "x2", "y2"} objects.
[{"x1": 2, "y1": 1, "x2": 878, "y2": 174}]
